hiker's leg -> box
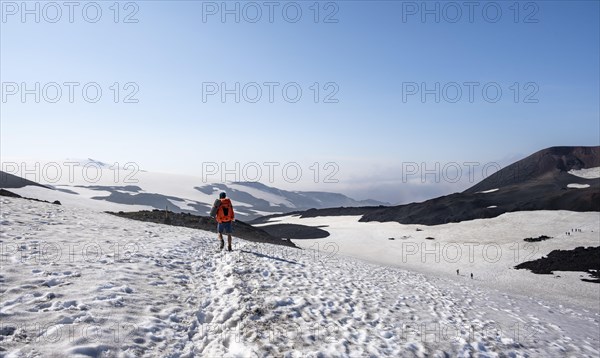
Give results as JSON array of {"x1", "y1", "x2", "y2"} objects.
[
  {"x1": 227, "y1": 234, "x2": 232, "y2": 250},
  {"x1": 218, "y1": 232, "x2": 224, "y2": 250}
]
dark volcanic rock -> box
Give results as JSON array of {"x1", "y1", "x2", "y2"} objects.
[
  {"x1": 515, "y1": 246, "x2": 600, "y2": 283},
  {"x1": 0, "y1": 171, "x2": 49, "y2": 189},
  {"x1": 1, "y1": 189, "x2": 61, "y2": 205},
  {"x1": 358, "y1": 174, "x2": 599, "y2": 225},
  {"x1": 259, "y1": 224, "x2": 330, "y2": 240},
  {"x1": 524, "y1": 235, "x2": 552, "y2": 242},
  {"x1": 0, "y1": 189, "x2": 21, "y2": 198},
  {"x1": 250, "y1": 207, "x2": 382, "y2": 225},
  {"x1": 465, "y1": 146, "x2": 600, "y2": 194},
  {"x1": 252, "y1": 146, "x2": 600, "y2": 226},
  {"x1": 107, "y1": 210, "x2": 297, "y2": 248}
]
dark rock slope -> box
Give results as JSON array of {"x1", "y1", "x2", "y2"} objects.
[
  {"x1": 108, "y1": 210, "x2": 298, "y2": 248},
  {"x1": 253, "y1": 146, "x2": 600, "y2": 226}
]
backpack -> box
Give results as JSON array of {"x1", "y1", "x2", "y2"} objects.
[
  {"x1": 209, "y1": 199, "x2": 220, "y2": 218},
  {"x1": 216, "y1": 198, "x2": 234, "y2": 223}
]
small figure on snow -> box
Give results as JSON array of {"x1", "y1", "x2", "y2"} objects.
[
  {"x1": 470, "y1": 273, "x2": 473, "y2": 279},
  {"x1": 210, "y1": 192, "x2": 235, "y2": 251},
  {"x1": 456, "y1": 269, "x2": 460, "y2": 275}
]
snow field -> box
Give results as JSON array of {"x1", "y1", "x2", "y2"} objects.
[
  {"x1": 257, "y1": 212, "x2": 600, "y2": 310},
  {"x1": 0, "y1": 197, "x2": 598, "y2": 357}
]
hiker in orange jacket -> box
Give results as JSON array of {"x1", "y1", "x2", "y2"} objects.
[{"x1": 210, "y1": 192, "x2": 235, "y2": 251}]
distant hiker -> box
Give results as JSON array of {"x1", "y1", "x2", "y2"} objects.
[
  {"x1": 470, "y1": 273, "x2": 473, "y2": 279},
  {"x1": 456, "y1": 269, "x2": 459, "y2": 275},
  {"x1": 210, "y1": 192, "x2": 235, "y2": 251}
]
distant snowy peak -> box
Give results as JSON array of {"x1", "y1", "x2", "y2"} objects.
[
  {"x1": 196, "y1": 181, "x2": 389, "y2": 213},
  {"x1": 234, "y1": 181, "x2": 387, "y2": 206},
  {"x1": 64, "y1": 158, "x2": 140, "y2": 171},
  {"x1": 0, "y1": 163, "x2": 387, "y2": 221},
  {"x1": 65, "y1": 158, "x2": 110, "y2": 167},
  {"x1": 237, "y1": 181, "x2": 389, "y2": 207}
]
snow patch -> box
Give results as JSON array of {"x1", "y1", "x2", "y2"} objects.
[
  {"x1": 568, "y1": 167, "x2": 600, "y2": 179},
  {"x1": 567, "y1": 183, "x2": 590, "y2": 189},
  {"x1": 478, "y1": 188, "x2": 499, "y2": 194}
]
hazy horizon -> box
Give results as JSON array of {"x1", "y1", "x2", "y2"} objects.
[{"x1": 0, "y1": 147, "x2": 550, "y2": 204}]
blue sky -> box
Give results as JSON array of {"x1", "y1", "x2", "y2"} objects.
[{"x1": 1, "y1": 1, "x2": 599, "y2": 203}]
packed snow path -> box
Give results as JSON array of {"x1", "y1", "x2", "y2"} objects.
[{"x1": 0, "y1": 197, "x2": 598, "y2": 357}]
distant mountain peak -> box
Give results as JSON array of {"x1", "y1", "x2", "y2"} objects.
[
  {"x1": 464, "y1": 146, "x2": 600, "y2": 194},
  {"x1": 255, "y1": 145, "x2": 600, "y2": 226}
]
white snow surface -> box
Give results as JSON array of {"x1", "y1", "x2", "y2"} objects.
[
  {"x1": 0, "y1": 160, "x2": 346, "y2": 217},
  {"x1": 257, "y1": 212, "x2": 600, "y2": 310},
  {"x1": 567, "y1": 183, "x2": 591, "y2": 189},
  {"x1": 1, "y1": 197, "x2": 599, "y2": 357},
  {"x1": 477, "y1": 188, "x2": 499, "y2": 194},
  {"x1": 8, "y1": 185, "x2": 155, "y2": 213},
  {"x1": 569, "y1": 167, "x2": 600, "y2": 179},
  {"x1": 1, "y1": 158, "x2": 286, "y2": 213}
]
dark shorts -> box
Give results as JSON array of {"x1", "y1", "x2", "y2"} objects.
[{"x1": 217, "y1": 221, "x2": 233, "y2": 234}]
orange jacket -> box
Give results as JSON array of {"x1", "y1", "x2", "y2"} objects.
[{"x1": 216, "y1": 198, "x2": 235, "y2": 223}]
